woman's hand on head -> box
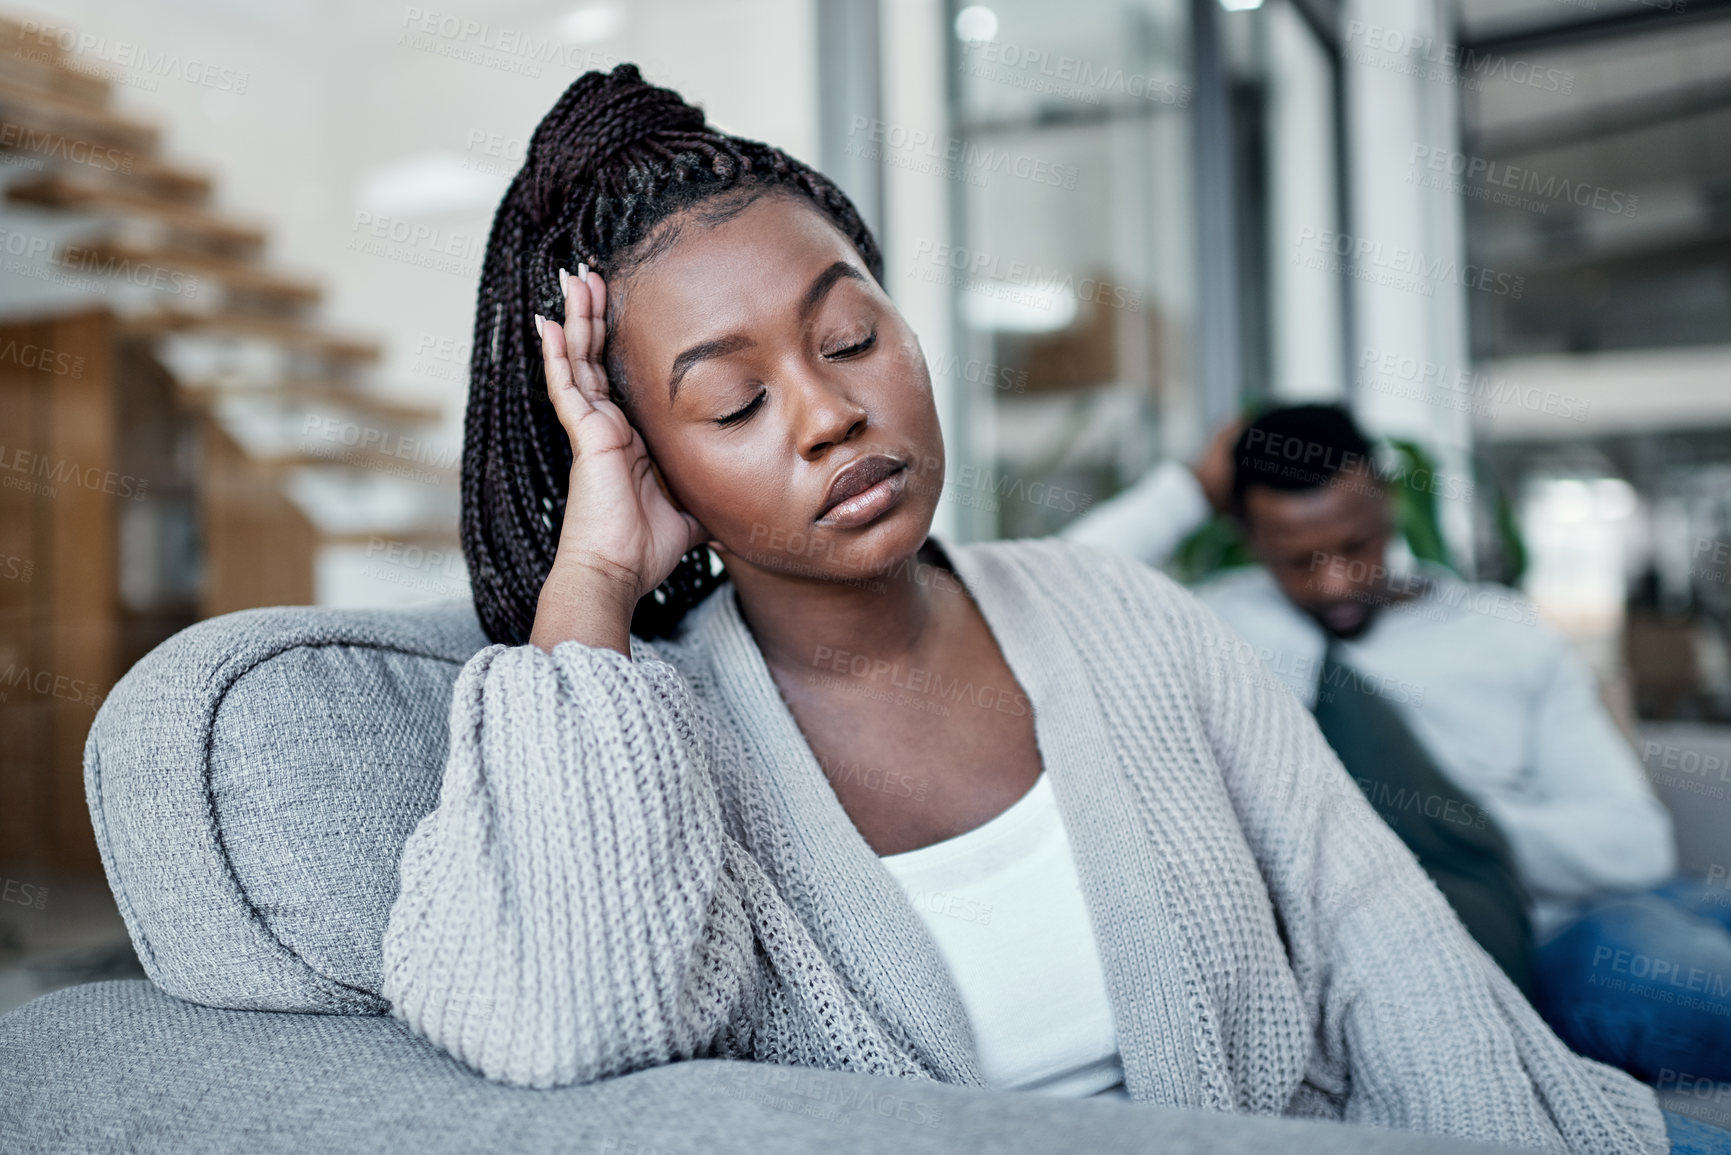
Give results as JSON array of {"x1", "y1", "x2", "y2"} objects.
[{"x1": 536, "y1": 264, "x2": 711, "y2": 611}]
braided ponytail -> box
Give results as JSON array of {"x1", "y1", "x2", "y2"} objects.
[{"x1": 461, "y1": 64, "x2": 883, "y2": 645}]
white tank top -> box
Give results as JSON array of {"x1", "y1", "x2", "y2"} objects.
[{"x1": 878, "y1": 773, "x2": 1131, "y2": 1098}]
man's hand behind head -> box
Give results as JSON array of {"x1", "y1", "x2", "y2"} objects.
[{"x1": 1191, "y1": 418, "x2": 1245, "y2": 516}]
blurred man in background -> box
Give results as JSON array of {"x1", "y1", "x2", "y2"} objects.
[{"x1": 1062, "y1": 403, "x2": 1731, "y2": 1084}]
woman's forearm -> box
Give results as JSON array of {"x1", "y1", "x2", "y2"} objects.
[{"x1": 530, "y1": 560, "x2": 641, "y2": 657}]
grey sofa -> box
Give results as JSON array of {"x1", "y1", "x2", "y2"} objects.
[{"x1": 0, "y1": 596, "x2": 1528, "y2": 1153}]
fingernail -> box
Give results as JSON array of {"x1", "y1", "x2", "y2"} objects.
[
  {"x1": 534, "y1": 313, "x2": 546, "y2": 338},
  {"x1": 558, "y1": 267, "x2": 570, "y2": 294},
  {"x1": 577, "y1": 261, "x2": 589, "y2": 281}
]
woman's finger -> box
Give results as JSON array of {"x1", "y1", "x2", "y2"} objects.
[
  {"x1": 560, "y1": 264, "x2": 610, "y2": 406},
  {"x1": 582, "y1": 266, "x2": 607, "y2": 365},
  {"x1": 536, "y1": 311, "x2": 588, "y2": 434}
]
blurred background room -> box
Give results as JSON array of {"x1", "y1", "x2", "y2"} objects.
[{"x1": 1, "y1": 0, "x2": 1727, "y2": 1116}]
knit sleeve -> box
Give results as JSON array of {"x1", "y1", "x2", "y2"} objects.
[
  {"x1": 1177, "y1": 592, "x2": 1675, "y2": 1149},
  {"x1": 1169, "y1": 588, "x2": 1671, "y2": 1154},
  {"x1": 379, "y1": 637, "x2": 759, "y2": 1089}
]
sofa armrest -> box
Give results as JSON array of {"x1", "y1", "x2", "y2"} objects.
[
  {"x1": 0, "y1": 981, "x2": 1523, "y2": 1155},
  {"x1": 83, "y1": 597, "x2": 487, "y2": 1013}
]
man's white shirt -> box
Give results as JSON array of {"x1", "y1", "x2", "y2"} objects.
[{"x1": 1061, "y1": 460, "x2": 1677, "y2": 940}]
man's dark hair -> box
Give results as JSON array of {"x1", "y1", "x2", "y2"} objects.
[
  {"x1": 1228, "y1": 403, "x2": 1380, "y2": 516},
  {"x1": 461, "y1": 63, "x2": 884, "y2": 646}
]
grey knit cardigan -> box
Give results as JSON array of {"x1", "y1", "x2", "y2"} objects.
[{"x1": 381, "y1": 535, "x2": 1668, "y2": 1154}]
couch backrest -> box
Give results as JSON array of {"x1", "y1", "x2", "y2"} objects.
[{"x1": 84, "y1": 597, "x2": 491, "y2": 1014}]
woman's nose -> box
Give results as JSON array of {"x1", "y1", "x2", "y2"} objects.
[{"x1": 791, "y1": 370, "x2": 867, "y2": 459}]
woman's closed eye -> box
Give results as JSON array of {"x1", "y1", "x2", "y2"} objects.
[
  {"x1": 714, "y1": 390, "x2": 765, "y2": 427},
  {"x1": 711, "y1": 329, "x2": 879, "y2": 427},
  {"x1": 824, "y1": 328, "x2": 877, "y2": 359}
]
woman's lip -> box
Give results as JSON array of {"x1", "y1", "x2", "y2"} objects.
[{"x1": 814, "y1": 465, "x2": 908, "y2": 528}]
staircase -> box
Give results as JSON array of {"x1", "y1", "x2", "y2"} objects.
[{"x1": 0, "y1": 12, "x2": 463, "y2": 875}]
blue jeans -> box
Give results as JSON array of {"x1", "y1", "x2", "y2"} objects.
[
  {"x1": 1666, "y1": 1109, "x2": 1731, "y2": 1154},
  {"x1": 1534, "y1": 877, "x2": 1731, "y2": 1084}
]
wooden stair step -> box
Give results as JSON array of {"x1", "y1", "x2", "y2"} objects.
[
  {"x1": 175, "y1": 377, "x2": 446, "y2": 424},
  {"x1": 0, "y1": 21, "x2": 112, "y2": 111},
  {"x1": 0, "y1": 73, "x2": 158, "y2": 153},
  {"x1": 202, "y1": 405, "x2": 461, "y2": 491},
  {"x1": 7, "y1": 170, "x2": 265, "y2": 257},
  {"x1": 48, "y1": 152, "x2": 213, "y2": 205},
  {"x1": 250, "y1": 447, "x2": 459, "y2": 480},
  {"x1": 121, "y1": 306, "x2": 382, "y2": 364},
  {"x1": 60, "y1": 237, "x2": 322, "y2": 307},
  {"x1": 195, "y1": 388, "x2": 458, "y2": 480},
  {"x1": 0, "y1": 108, "x2": 207, "y2": 204}
]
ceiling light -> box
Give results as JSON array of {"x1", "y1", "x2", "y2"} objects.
[
  {"x1": 954, "y1": 6, "x2": 999, "y2": 43},
  {"x1": 356, "y1": 152, "x2": 508, "y2": 218},
  {"x1": 562, "y1": 4, "x2": 624, "y2": 44}
]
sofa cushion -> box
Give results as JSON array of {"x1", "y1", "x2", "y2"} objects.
[
  {"x1": 0, "y1": 981, "x2": 1521, "y2": 1155},
  {"x1": 84, "y1": 597, "x2": 489, "y2": 1013}
]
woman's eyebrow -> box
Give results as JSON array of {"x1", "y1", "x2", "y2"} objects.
[
  {"x1": 667, "y1": 261, "x2": 868, "y2": 402},
  {"x1": 669, "y1": 334, "x2": 754, "y2": 402},
  {"x1": 799, "y1": 260, "x2": 866, "y2": 321}
]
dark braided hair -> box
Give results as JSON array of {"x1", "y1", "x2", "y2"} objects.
[{"x1": 461, "y1": 63, "x2": 885, "y2": 646}]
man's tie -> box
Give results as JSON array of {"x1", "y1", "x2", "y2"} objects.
[{"x1": 1310, "y1": 640, "x2": 1537, "y2": 999}]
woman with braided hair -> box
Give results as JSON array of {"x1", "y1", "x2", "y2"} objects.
[
  {"x1": 459, "y1": 61, "x2": 889, "y2": 646},
  {"x1": 381, "y1": 63, "x2": 1688, "y2": 1153}
]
